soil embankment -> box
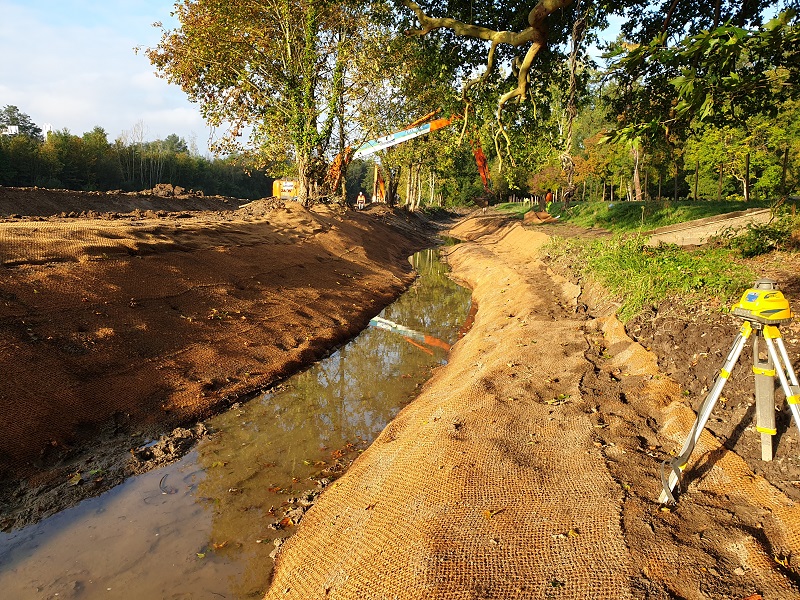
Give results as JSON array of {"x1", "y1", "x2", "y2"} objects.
[
  {"x1": 265, "y1": 213, "x2": 800, "y2": 599},
  {"x1": 0, "y1": 187, "x2": 437, "y2": 530}
]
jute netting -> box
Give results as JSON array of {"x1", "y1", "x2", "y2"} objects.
[
  {"x1": 265, "y1": 219, "x2": 634, "y2": 599},
  {"x1": 265, "y1": 216, "x2": 800, "y2": 599}
]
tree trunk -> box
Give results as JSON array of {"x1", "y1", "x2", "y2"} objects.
[
  {"x1": 693, "y1": 160, "x2": 699, "y2": 201},
  {"x1": 658, "y1": 172, "x2": 663, "y2": 202},
  {"x1": 744, "y1": 152, "x2": 751, "y2": 202},
  {"x1": 405, "y1": 163, "x2": 412, "y2": 207},
  {"x1": 632, "y1": 144, "x2": 643, "y2": 202},
  {"x1": 717, "y1": 163, "x2": 723, "y2": 201},
  {"x1": 387, "y1": 166, "x2": 400, "y2": 207},
  {"x1": 643, "y1": 170, "x2": 649, "y2": 202},
  {"x1": 781, "y1": 147, "x2": 789, "y2": 200},
  {"x1": 674, "y1": 159, "x2": 679, "y2": 202}
]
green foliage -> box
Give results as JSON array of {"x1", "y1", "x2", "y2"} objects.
[
  {"x1": 548, "y1": 234, "x2": 753, "y2": 321},
  {"x1": 0, "y1": 116, "x2": 272, "y2": 198},
  {"x1": 716, "y1": 212, "x2": 800, "y2": 257},
  {"x1": 559, "y1": 200, "x2": 772, "y2": 232}
]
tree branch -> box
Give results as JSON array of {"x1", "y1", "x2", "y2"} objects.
[{"x1": 403, "y1": 0, "x2": 573, "y2": 119}]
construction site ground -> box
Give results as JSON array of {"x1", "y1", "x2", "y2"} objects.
[{"x1": 2, "y1": 187, "x2": 800, "y2": 598}]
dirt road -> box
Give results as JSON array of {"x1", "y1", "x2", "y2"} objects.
[{"x1": 265, "y1": 214, "x2": 800, "y2": 599}]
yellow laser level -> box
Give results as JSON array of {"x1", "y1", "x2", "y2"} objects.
[
  {"x1": 731, "y1": 279, "x2": 792, "y2": 325},
  {"x1": 660, "y1": 278, "x2": 800, "y2": 504}
]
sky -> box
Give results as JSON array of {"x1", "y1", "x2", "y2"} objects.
[
  {"x1": 0, "y1": 1, "x2": 215, "y2": 154},
  {"x1": 0, "y1": 2, "x2": 625, "y2": 159}
]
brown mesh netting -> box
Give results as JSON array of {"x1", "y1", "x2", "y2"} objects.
[{"x1": 265, "y1": 215, "x2": 800, "y2": 599}]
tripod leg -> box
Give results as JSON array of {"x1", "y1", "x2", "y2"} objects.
[
  {"x1": 753, "y1": 331, "x2": 777, "y2": 461},
  {"x1": 763, "y1": 327, "x2": 800, "y2": 438},
  {"x1": 659, "y1": 323, "x2": 752, "y2": 504}
]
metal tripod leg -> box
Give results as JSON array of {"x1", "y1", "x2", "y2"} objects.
[
  {"x1": 763, "y1": 326, "x2": 800, "y2": 438},
  {"x1": 659, "y1": 322, "x2": 753, "y2": 504},
  {"x1": 753, "y1": 330, "x2": 777, "y2": 461}
]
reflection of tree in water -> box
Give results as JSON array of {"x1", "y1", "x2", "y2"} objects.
[{"x1": 192, "y1": 248, "x2": 471, "y2": 599}]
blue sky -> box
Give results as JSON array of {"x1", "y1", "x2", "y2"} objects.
[{"x1": 0, "y1": 1, "x2": 214, "y2": 154}]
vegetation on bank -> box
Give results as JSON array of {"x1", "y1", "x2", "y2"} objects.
[
  {"x1": 547, "y1": 234, "x2": 755, "y2": 322},
  {"x1": 518, "y1": 200, "x2": 800, "y2": 322}
]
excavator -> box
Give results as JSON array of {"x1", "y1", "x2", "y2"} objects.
[{"x1": 272, "y1": 112, "x2": 491, "y2": 203}]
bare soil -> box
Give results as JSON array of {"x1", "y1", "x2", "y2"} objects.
[
  {"x1": 3, "y1": 187, "x2": 800, "y2": 599},
  {"x1": 0, "y1": 185, "x2": 440, "y2": 531}
]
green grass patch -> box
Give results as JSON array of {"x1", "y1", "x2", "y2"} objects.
[
  {"x1": 547, "y1": 234, "x2": 754, "y2": 322},
  {"x1": 558, "y1": 200, "x2": 772, "y2": 232},
  {"x1": 494, "y1": 202, "x2": 530, "y2": 218}
]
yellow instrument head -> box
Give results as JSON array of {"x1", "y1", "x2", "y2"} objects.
[{"x1": 731, "y1": 279, "x2": 792, "y2": 325}]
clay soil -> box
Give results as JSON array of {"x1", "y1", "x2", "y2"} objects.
[
  {"x1": 4, "y1": 186, "x2": 800, "y2": 599},
  {"x1": 0, "y1": 186, "x2": 438, "y2": 530}
]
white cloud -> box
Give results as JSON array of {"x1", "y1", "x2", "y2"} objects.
[{"x1": 0, "y1": 0, "x2": 214, "y2": 154}]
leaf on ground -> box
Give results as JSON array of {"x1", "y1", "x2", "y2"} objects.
[{"x1": 68, "y1": 473, "x2": 82, "y2": 486}]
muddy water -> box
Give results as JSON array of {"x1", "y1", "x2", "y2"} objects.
[{"x1": 0, "y1": 248, "x2": 472, "y2": 600}]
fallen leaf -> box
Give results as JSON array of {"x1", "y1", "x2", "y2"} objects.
[{"x1": 68, "y1": 472, "x2": 82, "y2": 486}]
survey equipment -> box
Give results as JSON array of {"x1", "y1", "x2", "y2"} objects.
[{"x1": 659, "y1": 279, "x2": 800, "y2": 504}]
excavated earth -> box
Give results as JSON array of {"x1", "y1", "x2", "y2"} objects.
[
  {"x1": 0, "y1": 186, "x2": 435, "y2": 530},
  {"x1": 3, "y1": 186, "x2": 800, "y2": 599},
  {"x1": 266, "y1": 215, "x2": 800, "y2": 599}
]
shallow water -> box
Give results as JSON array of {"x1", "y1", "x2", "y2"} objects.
[{"x1": 0, "y1": 248, "x2": 472, "y2": 600}]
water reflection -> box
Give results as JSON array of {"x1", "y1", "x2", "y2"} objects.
[{"x1": 0, "y1": 248, "x2": 472, "y2": 600}]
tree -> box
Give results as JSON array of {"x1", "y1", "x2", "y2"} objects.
[
  {"x1": 147, "y1": 0, "x2": 398, "y2": 205},
  {"x1": 0, "y1": 105, "x2": 43, "y2": 140}
]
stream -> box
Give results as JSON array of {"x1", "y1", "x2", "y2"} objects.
[{"x1": 0, "y1": 247, "x2": 472, "y2": 600}]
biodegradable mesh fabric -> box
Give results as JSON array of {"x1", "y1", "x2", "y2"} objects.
[
  {"x1": 266, "y1": 218, "x2": 635, "y2": 598},
  {"x1": 266, "y1": 215, "x2": 800, "y2": 599}
]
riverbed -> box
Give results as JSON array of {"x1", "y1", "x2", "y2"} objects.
[{"x1": 0, "y1": 248, "x2": 472, "y2": 600}]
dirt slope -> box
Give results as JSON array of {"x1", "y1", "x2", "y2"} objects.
[
  {"x1": 265, "y1": 213, "x2": 800, "y2": 599},
  {"x1": 0, "y1": 196, "x2": 436, "y2": 530}
]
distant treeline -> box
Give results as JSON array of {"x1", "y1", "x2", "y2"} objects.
[{"x1": 0, "y1": 106, "x2": 273, "y2": 199}]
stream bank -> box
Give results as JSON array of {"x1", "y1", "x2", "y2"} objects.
[{"x1": 264, "y1": 212, "x2": 800, "y2": 599}]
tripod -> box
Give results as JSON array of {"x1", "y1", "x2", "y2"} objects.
[{"x1": 659, "y1": 279, "x2": 800, "y2": 504}]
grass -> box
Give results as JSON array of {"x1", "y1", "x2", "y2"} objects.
[
  {"x1": 494, "y1": 198, "x2": 800, "y2": 321},
  {"x1": 493, "y1": 202, "x2": 530, "y2": 218},
  {"x1": 556, "y1": 200, "x2": 773, "y2": 232},
  {"x1": 547, "y1": 234, "x2": 754, "y2": 322}
]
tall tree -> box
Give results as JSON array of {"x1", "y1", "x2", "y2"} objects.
[
  {"x1": 0, "y1": 105, "x2": 43, "y2": 140},
  {"x1": 147, "y1": 0, "x2": 397, "y2": 205}
]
